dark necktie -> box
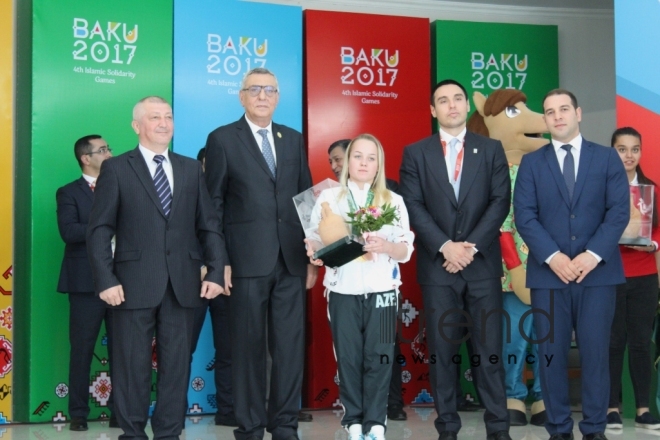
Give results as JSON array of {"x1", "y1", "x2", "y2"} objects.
[
  {"x1": 257, "y1": 129, "x2": 276, "y2": 177},
  {"x1": 153, "y1": 155, "x2": 172, "y2": 217},
  {"x1": 561, "y1": 144, "x2": 575, "y2": 199}
]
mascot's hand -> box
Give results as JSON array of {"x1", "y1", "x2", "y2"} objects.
[{"x1": 509, "y1": 265, "x2": 531, "y2": 305}]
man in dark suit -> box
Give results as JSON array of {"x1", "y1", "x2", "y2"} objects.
[
  {"x1": 87, "y1": 96, "x2": 226, "y2": 440},
  {"x1": 57, "y1": 134, "x2": 115, "y2": 431},
  {"x1": 513, "y1": 89, "x2": 629, "y2": 440},
  {"x1": 399, "y1": 79, "x2": 511, "y2": 440},
  {"x1": 204, "y1": 67, "x2": 316, "y2": 440}
]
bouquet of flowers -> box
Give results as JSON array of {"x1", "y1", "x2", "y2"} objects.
[{"x1": 347, "y1": 203, "x2": 399, "y2": 234}]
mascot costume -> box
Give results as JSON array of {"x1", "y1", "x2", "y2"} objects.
[{"x1": 467, "y1": 89, "x2": 547, "y2": 426}]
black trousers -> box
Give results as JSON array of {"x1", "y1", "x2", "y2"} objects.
[
  {"x1": 190, "y1": 293, "x2": 233, "y2": 418},
  {"x1": 422, "y1": 278, "x2": 508, "y2": 435},
  {"x1": 68, "y1": 292, "x2": 114, "y2": 419},
  {"x1": 230, "y1": 254, "x2": 305, "y2": 440},
  {"x1": 609, "y1": 274, "x2": 659, "y2": 409},
  {"x1": 112, "y1": 283, "x2": 194, "y2": 440},
  {"x1": 328, "y1": 291, "x2": 397, "y2": 434}
]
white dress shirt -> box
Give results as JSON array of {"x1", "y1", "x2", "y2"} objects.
[
  {"x1": 551, "y1": 134, "x2": 582, "y2": 180},
  {"x1": 440, "y1": 127, "x2": 466, "y2": 182},
  {"x1": 245, "y1": 114, "x2": 277, "y2": 163},
  {"x1": 310, "y1": 180, "x2": 415, "y2": 295},
  {"x1": 82, "y1": 174, "x2": 96, "y2": 187},
  {"x1": 139, "y1": 144, "x2": 174, "y2": 191}
]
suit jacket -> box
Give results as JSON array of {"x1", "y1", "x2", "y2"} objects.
[
  {"x1": 86, "y1": 147, "x2": 225, "y2": 309},
  {"x1": 399, "y1": 131, "x2": 511, "y2": 286},
  {"x1": 204, "y1": 116, "x2": 313, "y2": 278},
  {"x1": 56, "y1": 177, "x2": 96, "y2": 293},
  {"x1": 513, "y1": 139, "x2": 629, "y2": 289}
]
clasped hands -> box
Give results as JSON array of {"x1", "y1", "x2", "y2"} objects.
[
  {"x1": 442, "y1": 241, "x2": 477, "y2": 273},
  {"x1": 548, "y1": 251, "x2": 598, "y2": 284},
  {"x1": 99, "y1": 275, "x2": 226, "y2": 306}
]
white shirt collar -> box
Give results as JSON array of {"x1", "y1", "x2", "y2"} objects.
[
  {"x1": 347, "y1": 179, "x2": 371, "y2": 193},
  {"x1": 139, "y1": 143, "x2": 170, "y2": 163},
  {"x1": 244, "y1": 114, "x2": 273, "y2": 136},
  {"x1": 82, "y1": 174, "x2": 96, "y2": 184},
  {"x1": 631, "y1": 172, "x2": 639, "y2": 185},
  {"x1": 552, "y1": 134, "x2": 583, "y2": 153},
  {"x1": 439, "y1": 127, "x2": 467, "y2": 145}
]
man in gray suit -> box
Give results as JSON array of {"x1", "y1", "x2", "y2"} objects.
[
  {"x1": 87, "y1": 96, "x2": 226, "y2": 439},
  {"x1": 205, "y1": 68, "x2": 316, "y2": 440}
]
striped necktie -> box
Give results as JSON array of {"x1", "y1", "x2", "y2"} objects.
[
  {"x1": 153, "y1": 155, "x2": 172, "y2": 217},
  {"x1": 257, "y1": 129, "x2": 276, "y2": 177}
]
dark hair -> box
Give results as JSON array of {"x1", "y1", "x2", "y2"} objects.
[
  {"x1": 431, "y1": 79, "x2": 468, "y2": 105},
  {"x1": 328, "y1": 139, "x2": 350, "y2": 155},
  {"x1": 74, "y1": 134, "x2": 102, "y2": 168},
  {"x1": 611, "y1": 126, "x2": 658, "y2": 228},
  {"x1": 542, "y1": 88, "x2": 578, "y2": 111},
  {"x1": 197, "y1": 147, "x2": 206, "y2": 162}
]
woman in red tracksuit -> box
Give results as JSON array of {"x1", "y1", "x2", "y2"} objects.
[{"x1": 606, "y1": 127, "x2": 660, "y2": 430}]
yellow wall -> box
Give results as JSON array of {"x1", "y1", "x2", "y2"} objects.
[{"x1": 0, "y1": 0, "x2": 14, "y2": 423}]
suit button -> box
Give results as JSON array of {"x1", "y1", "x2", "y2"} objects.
[
  {"x1": 278, "y1": 219, "x2": 282, "y2": 223},
  {"x1": 458, "y1": 210, "x2": 462, "y2": 215},
  {"x1": 457, "y1": 230, "x2": 462, "y2": 234},
  {"x1": 571, "y1": 236, "x2": 576, "y2": 241},
  {"x1": 166, "y1": 250, "x2": 170, "y2": 255},
  {"x1": 570, "y1": 214, "x2": 575, "y2": 219}
]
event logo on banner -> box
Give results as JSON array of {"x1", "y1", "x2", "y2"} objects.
[
  {"x1": 173, "y1": 0, "x2": 303, "y2": 414},
  {"x1": 16, "y1": 0, "x2": 172, "y2": 422},
  {"x1": 305, "y1": 9, "x2": 430, "y2": 408},
  {"x1": 433, "y1": 20, "x2": 558, "y2": 117},
  {"x1": 71, "y1": 17, "x2": 139, "y2": 84},
  {"x1": 173, "y1": 0, "x2": 302, "y2": 160}
]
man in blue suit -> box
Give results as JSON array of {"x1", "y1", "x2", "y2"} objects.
[{"x1": 514, "y1": 89, "x2": 629, "y2": 440}]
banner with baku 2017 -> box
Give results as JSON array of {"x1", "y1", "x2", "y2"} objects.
[
  {"x1": 14, "y1": 0, "x2": 172, "y2": 423},
  {"x1": 173, "y1": 0, "x2": 303, "y2": 414}
]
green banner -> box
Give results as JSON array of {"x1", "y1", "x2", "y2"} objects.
[
  {"x1": 432, "y1": 20, "x2": 558, "y2": 120},
  {"x1": 15, "y1": 0, "x2": 172, "y2": 422}
]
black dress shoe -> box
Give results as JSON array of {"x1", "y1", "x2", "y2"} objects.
[
  {"x1": 282, "y1": 436, "x2": 300, "y2": 440},
  {"x1": 583, "y1": 433, "x2": 607, "y2": 440},
  {"x1": 69, "y1": 417, "x2": 88, "y2": 431},
  {"x1": 245, "y1": 437, "x2": 261, "y2": 440},
  {"x1": 530, "y1": 410, "x2": 547, "y2": 427},
  {"x1": 487, "y1": 431, "x2": 512, "y2": 440},
  {"x1": 508, "y1": 408, "x2": 528, "y2": 426},
  {"x1": 109, "y1": 415, "x2": 120, "y2": 428},
  {"x1": 215, "y1": 412, "x2": 239, "y2": 426},
  {"x1": 457, "y1": 401, "x2": 481, "y2": 412},
  {"x1": 298, "y1": 411, "x2": 313, "y2": 422},
  {"x1": 439, "y1": 431, "x2": 458, "y2": 440},
  {"x1": 388, "y1": 405, "x2": 408, "y2": 421},
  {"x1": 549, "y1": 433, "x2": 574, "y2": 440}
]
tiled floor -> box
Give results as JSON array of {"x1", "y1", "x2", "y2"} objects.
[{"x1": 2, "y1": 408, "x2": 659, "y2": 440}]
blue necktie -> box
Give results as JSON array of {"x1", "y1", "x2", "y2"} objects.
[
  {"x1": 561, "y1": 144, "x2": 575, "y2": 199},
  {"x1": 153, "y1": 155, "x2": 172, "y2": 217},
  {"x1": 257, "y1": 129, "x2": 276, "y2": 177}
]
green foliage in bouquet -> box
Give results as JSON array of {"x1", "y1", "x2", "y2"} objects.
[{"x1": 346, "y1": 203, "x2": 399, "y2": 235}]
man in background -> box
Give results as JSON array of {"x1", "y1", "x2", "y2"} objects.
[{"x1": 56, "y1": 134, "x2": 115, "y2": 431}]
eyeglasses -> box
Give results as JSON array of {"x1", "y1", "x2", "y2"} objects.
[
  {"x1": 87, "y1": 146, "x2": 112, "y2": 155},
  {"x1": 241, "y1": 85, "x2": 278, "y2": 97}
]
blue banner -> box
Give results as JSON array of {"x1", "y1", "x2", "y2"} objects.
[{"x1": 173, "y1": 0, "x2": 303, "y2": 414}]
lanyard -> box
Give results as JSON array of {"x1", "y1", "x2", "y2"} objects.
[
  {"x1": 441, "y1": 138, "x2": 465, "y2": 182},
  {"x1": 347, "y1": 188, "x2": 374, "y2": 235}
]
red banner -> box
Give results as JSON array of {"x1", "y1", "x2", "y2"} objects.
[{"x1": 304, "y1": 9, "x2": 431, "y2": 408}]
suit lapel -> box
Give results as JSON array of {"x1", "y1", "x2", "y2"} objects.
[
  {"x1": 457, "y1": 132, "x2": 485, "y2": 206},
  {"x1": 77, "y1": 177, "x2": 94, "y2": 202},
  {"x1": 422, "y1": 134, "x2": 457, "y2": 207},
  {"x1": 272, "y1": 123, "x2": 284, "y2": 185},
  {"x1": 169, "y1": 152, "x2": 185, "y2": 218},
  {"x1": 572, "y1": 140, "x2": 594, "y2": 207},
  {"x1": 127, "y1": 147, "x2": 167, "y2": 219},
  {"x1": 237, "y1": 116, "x2": 276, "y2": 182},
  {"x1": 544, "y1": 144, "x2": 571, "y2": 207}
]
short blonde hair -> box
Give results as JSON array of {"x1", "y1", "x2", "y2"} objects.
[{"x1": 133, "y1": 96, "x2": 170, "y2": 120}]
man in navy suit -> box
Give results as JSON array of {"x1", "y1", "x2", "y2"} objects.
[
  {"x1": 56, "y1": 134, "x2": 114, "y2": 431},
  {"x1": 514, "y1": 89, "x2": 629, "y2": 440},
  {"x1": 399, "y1": 79, "x2": 511, "y2": 440}
]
